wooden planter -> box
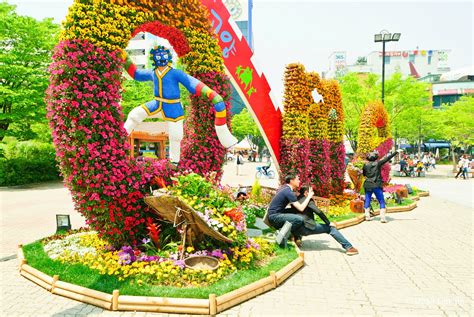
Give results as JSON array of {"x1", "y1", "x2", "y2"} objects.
[
  {"x1": 18, "y1": 246, "x2": 304, "y2": 315},
  {"x1": 418, "y1": 191, "x2": 430, "y2": 197},
  {"x1": 334, "y1": 201, "x2": 418, "y2": 230}
]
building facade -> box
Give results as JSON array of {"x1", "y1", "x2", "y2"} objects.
[{"x1": 327, "y1": 49, "x2": 451, "y2": 79}]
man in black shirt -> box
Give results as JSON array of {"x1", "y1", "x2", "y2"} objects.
[{"x1": 268, "y1": 174, "x2": 314, "y2": 247}]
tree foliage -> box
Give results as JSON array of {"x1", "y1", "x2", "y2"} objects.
[
  {"x1": 432, "y1": 96, "x2": 474, "y2": 159},
  {"x1": 120, "y1": 80, "x2": 155, "y2": 118},
  {"x1": 339, "y1": 72, "x2": 378, "y2": 151},
  {"x1": 230, "y1": 108, "x2": 264, "y2": 152},
  {"x1": 339, "y1": 72, "x2": 431, "y2": 151},
  {"x1": 0, "y1": 2, "x2": 59, "y2": 141}
]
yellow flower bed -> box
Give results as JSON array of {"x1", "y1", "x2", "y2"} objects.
[
  {"x1": 61, "y1": 1, "x2": 151, "y2": 51},
  {"x1": 49, "y1": 232, "x2": 274, "y2": 287}
]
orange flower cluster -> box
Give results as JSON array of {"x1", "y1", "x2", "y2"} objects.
[
  {"x1": 282, "y1": 63, "x2": 313, "y2": 116},
  {"x1": 320, "y1": 80, "x2": 344, "y2": 143},
  {"x1": 357, "y1": 101, "x2": 391, "y2": 156}
]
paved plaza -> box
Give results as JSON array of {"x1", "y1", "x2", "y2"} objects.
[{"x1": 1, "y1": 163, "x2": 472, "y2": 316}]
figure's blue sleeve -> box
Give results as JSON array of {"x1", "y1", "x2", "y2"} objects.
[{"x1": 133, "y1": 69, "x2": 153, "y2": 82}]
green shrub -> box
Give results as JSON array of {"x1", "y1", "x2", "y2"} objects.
[
  {"x1": 0, "y1": 140, "x2": 60, "y2": 186},
  {"x1": 243, "y1": 206, "x2": 257, "y2": 227}
]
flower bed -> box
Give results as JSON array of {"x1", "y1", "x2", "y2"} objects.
[{"x1": 22, "y1": 231, "x2": 298, "y2": 299}]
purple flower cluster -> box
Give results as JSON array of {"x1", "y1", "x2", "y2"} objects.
[{"x1": 118, "y1": 246, "x2": 136, "y2": 265}]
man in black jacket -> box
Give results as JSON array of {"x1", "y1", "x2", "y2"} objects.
[{"x1": 363, "y1": 149, "x2": 403, "y2": 222}]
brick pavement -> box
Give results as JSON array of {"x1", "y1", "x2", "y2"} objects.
[{"x1": 1, "y1": 165, "x2": 472, "y2": 316}]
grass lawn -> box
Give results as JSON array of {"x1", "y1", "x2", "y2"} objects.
[
  {"x1": 386, "y1": 198, "x2": 415, "y2": 207},
  {"x1": 314, "y1": 212, "x2": 361, "y2": 224},
  {"x1": 23, "y1": 240, "x2": 298, "y2": 299}
]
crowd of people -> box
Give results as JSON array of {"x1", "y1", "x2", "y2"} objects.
[{"x1": 398, "y1": 152, "x2": 437, "y2": 177}]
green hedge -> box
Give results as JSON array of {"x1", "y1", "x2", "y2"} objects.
[{"x1": 0, "y1": 140, "x2": 61, "y2": 186}]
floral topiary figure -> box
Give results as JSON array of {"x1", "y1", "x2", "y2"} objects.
[{"x1": 123, "y1": 45, "x2": 237, "y2": 163}]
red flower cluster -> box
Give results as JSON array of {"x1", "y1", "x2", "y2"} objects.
[
  {"x1": 131, "y1": 21, "x2": 190, "y2": 57},
  {"x1": 146, "y1": 217, "x2": 161, "y2": 247},
  {"x1": 279, "y1": 138, "x2": 311, "y2": 185},
  {"x1": 375, "y1": 116, "x2": 386, "y2": 128}
]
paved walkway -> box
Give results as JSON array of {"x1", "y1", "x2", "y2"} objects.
[{"x1": 1, "y1": 164, "x2": 472, "y2": 316}]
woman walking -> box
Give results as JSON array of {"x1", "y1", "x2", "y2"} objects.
[
  {"x1": 455, "y1": 155, "x2": 466, "y2": 179},
  {"x1": 363, "y1": 149, "x2": 403, "y2": 223}
]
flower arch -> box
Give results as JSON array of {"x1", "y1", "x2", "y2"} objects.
[{"x1": 46, "y1": 0, "x2": 231, "y2": 246}]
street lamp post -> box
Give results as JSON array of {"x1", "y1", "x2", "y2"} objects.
[{"x1": 374, "y1": 31, "x2": 401, "y2": 103}]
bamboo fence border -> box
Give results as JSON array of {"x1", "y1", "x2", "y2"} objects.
[{"x1": 18, "y1": 245, "x2": 304, "y2": 315}]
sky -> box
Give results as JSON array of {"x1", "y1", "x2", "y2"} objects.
[{"x1": 7, "y1": 0, "x2": 473, "y2": 98}]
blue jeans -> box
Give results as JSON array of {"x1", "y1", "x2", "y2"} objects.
[
  {"x1": 364, "y1": 187, "x2": 385, "y2": 209},
  {"x1": 269, "y1": 213, "x2": 304, "y2": 235},
  {"x1": 296, "y1": 223, "x2": 353, "y2": 250}
]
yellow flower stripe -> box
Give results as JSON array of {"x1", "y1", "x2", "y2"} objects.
[{"x1": 54, "y1": 233, "x2": 274, "y2": 287}]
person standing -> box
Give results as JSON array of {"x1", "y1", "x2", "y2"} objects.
[
  {"x1": 455, "y1": 155, "x2": 466, "y2": 179},
  {"x1": 236, "y1": 151, "x2": 244, "y2": 176},
  {"x1": 430, "y1": 155, "x2": 436, "y2": 170},
  {"x1": 462, "y1": 154, "x2": 470, "y2": 179},
  {"x1": 363, "y1": 149, "x2": 403, "y2": 223}
]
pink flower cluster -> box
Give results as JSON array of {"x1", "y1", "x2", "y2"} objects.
[
  {"x1": 375, "y1": 138, "x2": 393, "y2": 159},
  {"x1": 279, "y1": 138, "x2": 311, "y2": 185},
  {"x1": 280, "y1": 137, "x2": 346, "y2": 196},
  {"x1": 45, "y1": 39, "x2": 173, "y2": 246},
  {"x1": 383, "y1": 184, "x2": 406, "y2": 193},
  {"x1": 328, "y1": 142, "x2": 346, "y2": 195},
  {"x1": 179, "y1": 72, "x2": 231, "y2": 179},
  {"x1": 375, "y1": 138, "x2": 394, "y2": 183},
  {"x1": 307, "y1": 139, "x2": 331, "y2": 197}
]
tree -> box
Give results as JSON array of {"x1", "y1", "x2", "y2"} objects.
[
  {"x1": 120, "y1": 80, "x2": 155, "y2": 118},
  {"x1": 231, "y1": 108, "x2": 265, "y2": 153},
  {"x1": 432, "y1": 96, "x2": 474, "y2": 163},
  {"x1": 383, "y1": 73, "x2": 431, "y2": 149},
  {"x1": 339, "y1": 72, "x2": 378, "y2": 152},
  {"x1": 0, "y1": 2, "x2": 59, "y2": 141},
  {"x1": 395, "y1": 105, "x2": 442, "y2": 156}
]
